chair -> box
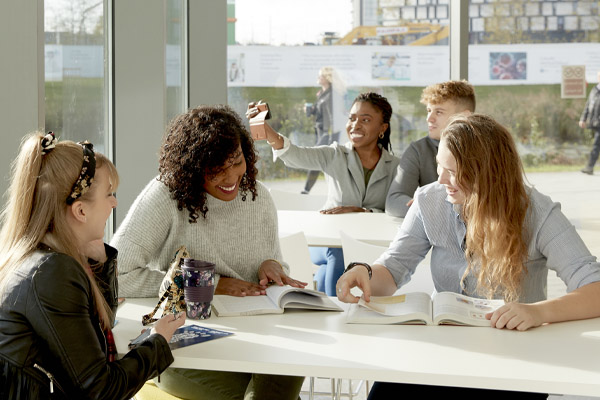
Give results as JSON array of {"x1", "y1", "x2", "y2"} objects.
[
  {"x1": 269, "y1": 188, "x2": 327, "y2": 211},
  {"x1": 340, "y1": 230, "x2": 434, "y2": 295},
  {"x1": 279, "y1": 231, "x2": 318, "y2": 288}
]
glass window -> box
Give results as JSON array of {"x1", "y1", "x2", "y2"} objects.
[
  {"x1": 228, "y1": 0, "x2": 449, "y2": 189},
  {"x1": 166, "y1": 0, "x2": 186, "y2": 123},
  {"x1": 468, "y1": 0, "x2": 599, "y2": 171},
  {"x1": 44, "y1": 0, "x2": 107, "y2": 154}
]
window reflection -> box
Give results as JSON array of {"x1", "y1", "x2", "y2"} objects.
[
  {"x1": 166, "y1": 0, "x2": 186, "y2": 123},
  {"x1": 467, "y1": 0, "x2": 600, "y2": 170},
  {"x1": 228, "y1": 0, "x2": 449, "y2": 183}
]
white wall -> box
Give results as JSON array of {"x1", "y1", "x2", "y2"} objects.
[
  {"x1": 113, "y1": 1, "x2": 169, "y2": 225},
  {"x1": 0, "y1": 1, "x2": 44, "y2": 200},
  {"x1": 113, "y1": 1, "x2": 227, "y2": 226}
]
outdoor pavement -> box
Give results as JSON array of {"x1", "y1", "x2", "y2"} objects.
[{"x1": 266, "y1": 171, "x2": 600, "y2": 400}]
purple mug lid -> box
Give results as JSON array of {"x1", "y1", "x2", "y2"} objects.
[{"x1": 181, "y1": 258, "x2": 215, "y2": 271}]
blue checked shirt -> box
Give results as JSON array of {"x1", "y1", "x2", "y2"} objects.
[{"x1": 376, "y1": 182, "x2": 600, "y2": 303}]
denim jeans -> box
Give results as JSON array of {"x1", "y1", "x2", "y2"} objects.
[
  {"x1": 586, "y1": 129, "x2": 600, "y2": 169},
  {"x1": 310, "y1": 246, "x2": 345, "y2": 296}
]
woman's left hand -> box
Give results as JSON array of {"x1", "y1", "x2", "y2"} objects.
[
  {"x1": 258, "y1": 260, "x2": 308, "y2": 288},
  {"x1": 320, "y1": 206, "x2": 367, "y2": 214},
  {"x1": 486, "y1": 302, "x2": 544, "y2": 331}
]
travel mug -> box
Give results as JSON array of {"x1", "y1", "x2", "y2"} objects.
[{"x1": 181, "y1": 258, "x2": 215, "y2": 319}]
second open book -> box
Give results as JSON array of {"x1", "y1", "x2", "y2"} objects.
[
  {"x1": 346, "y1": 291, "x2": 505, "y2": 326},
  {"x1": 212, "y1": 285, "x2": 343, "y2": 316}
]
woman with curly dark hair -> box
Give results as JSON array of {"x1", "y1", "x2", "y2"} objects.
[
  {"x1": 111, "y1": 105, "x2": 305, "y2": 400},
  {"x1": 247, "y1": 92, "x2": 400, "y2": 296}
]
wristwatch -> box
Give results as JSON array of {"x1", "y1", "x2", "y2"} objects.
[{"x1": 344, "y1": 262, "x2": 372, "y2": 280}]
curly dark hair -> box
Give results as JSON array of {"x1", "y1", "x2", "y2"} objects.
[
  {"x1": 351, "y1": 92, "x2": 393, "y2": 152},
  {"x1": 158, "y1": 105, "x2": 259, "y2": 222}
]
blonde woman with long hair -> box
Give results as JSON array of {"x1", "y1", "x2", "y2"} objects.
[
  {"x1": 0, "y1": 132, "x2": 184, "y2": 399},
  {"x1": 337, "y1": 114, "x2": 600, "y2": 399}
]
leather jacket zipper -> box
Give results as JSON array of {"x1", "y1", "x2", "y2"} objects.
[{"x1": 33, "y1": 363, "x2": 56, "y2": 394}]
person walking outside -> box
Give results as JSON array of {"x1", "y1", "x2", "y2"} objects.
[{"x1": 579, "y1": 70, "x2": 600, "y2": 175}]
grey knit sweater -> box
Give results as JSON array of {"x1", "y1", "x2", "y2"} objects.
[{"x1": 111, "y1": 178, "x2": 287, "y2": 298}]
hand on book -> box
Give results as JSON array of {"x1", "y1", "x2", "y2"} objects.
[
  {"x1": 336, "y1": 265, "x2": 372, "y2": 304},
  {"x1": 258, "y1": 260, "x2": 308, "y2": 288},
  {"x1": 215, "y1": 277, "x2": 268, "y2": 297},
  {"x1": 486, "y1": 302, "x2": 544, "y2": 331}
]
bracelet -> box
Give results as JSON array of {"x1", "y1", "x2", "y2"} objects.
[
  {"x1": 344, "y1": 262, "x2": 372, "y2": 280},
  {"x1": 362, "y1": 207, "x2": 373, "y2": 213}
]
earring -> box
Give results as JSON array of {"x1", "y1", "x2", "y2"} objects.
[{"x1": 379, "y1": 132, "x2": 384, "y2": 139}]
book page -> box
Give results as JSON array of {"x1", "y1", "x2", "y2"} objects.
[
  {"x1": 279, "y1": 292, "x2": 342, "y2": 311},
  {"x1": 346, "y1": 292, "x2": 433, "y2": 324},
  {"x1": 265, "y1": 284, "x2": 299, "y2": 305},
  {"x1": 360, "y1": 292, "x2": 432, "y2": 316},
  {"x1": 212, "y1": 294, "x2": 279, "y2": 316},
  {"x1": 267, "y1": 285, "x2": 342, "y2": 311},
  {"x1": 432, "y1": 292, "x2": 504, "y2": 326}
]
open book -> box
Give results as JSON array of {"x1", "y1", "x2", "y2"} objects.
[
  {"x1": 346, "y1": 292, "x2": 504, "y2": 326},
  {"x1": 212, "y1": 285, "x2": 343, "y2": 316}
]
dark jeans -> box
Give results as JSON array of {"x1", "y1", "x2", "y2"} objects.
[
  {"x1": 586, "y1": 129, "x2": 600, "y2": 169},
  {"x1": 367, "y1": 382, "x2": 548, "y2": 399}
]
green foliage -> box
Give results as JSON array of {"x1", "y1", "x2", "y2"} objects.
[
  {"x1": 230, "y1": 84, "x2": 591, "y2": 176},
  {"x1": 45, "y1": 78, "x2": 105, "y2": 146},
  {"x1": 475, "y1": 84, "x2": 589, "y2": 168},
  {"x1": 46, "y1": 80, "x2": 591, "y2": 179}
]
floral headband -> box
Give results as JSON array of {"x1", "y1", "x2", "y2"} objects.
[
  {"x1": 40, "y1": 132, "x2": 96, "y2": 204},
  {"x1": 67, "y1": 141, "x2": 96, "y2": 205}
]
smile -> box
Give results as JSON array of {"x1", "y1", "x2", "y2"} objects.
[
  {"x1": 350, "y1": 132, "x2": 364, "y2": 139},
  {"x1": 218, "y1": 183, "x2": 237, "y2": 192}
]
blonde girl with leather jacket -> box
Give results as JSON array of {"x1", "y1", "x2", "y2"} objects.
[{"x1": 0, "y1": 132, "x2": 184, "y2": 399}]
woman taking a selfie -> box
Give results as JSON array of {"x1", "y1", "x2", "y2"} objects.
[
  {"x1": 336, "y1": 114, "x2": 600, "y2": 399},
  {"x1": 0, "y1": 132, "x2": 183, "y2": 399},
  {"x1": 247, "y1": 92, "x2": 400, "y2": 296}
]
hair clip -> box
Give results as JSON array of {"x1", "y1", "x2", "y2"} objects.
[{"x1": 41, "y1": 132, "x2": 58, "y2": 155}]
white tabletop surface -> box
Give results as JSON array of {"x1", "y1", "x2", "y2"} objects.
[
  {"x1": 114, "y1": 297, "x2": 600, "y2": 396},
  {"x1": 277, "y1": 210, "x2": 402, "y2": 247}
]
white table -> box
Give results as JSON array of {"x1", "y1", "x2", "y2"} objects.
[
  {"x1": 115, "y1": 298, "x2": 600, "y2": 397},
  {"x1": 277, "y1": 210, "x2": 402, "y2": 247}
]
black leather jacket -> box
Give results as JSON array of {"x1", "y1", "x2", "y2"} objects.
[
  {"x1": 0, "y1": 245, "x2": 173, "y2": 399},
  {"x1": 307, "y1": 86, "x2": 333, "y2": 136},
  {"x1": 581, "y1": 85, "x2": 600, "y2": 129}
]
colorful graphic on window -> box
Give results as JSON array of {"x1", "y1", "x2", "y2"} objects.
[{"x1": 490, "y1": 52, "x2": 527, "y2": 80}]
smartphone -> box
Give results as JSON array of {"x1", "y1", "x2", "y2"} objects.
[{"x1": 128, "y1": 328, "x2": 151, "y2": 349}]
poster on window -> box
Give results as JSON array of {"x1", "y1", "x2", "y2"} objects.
[
  {"x1": 226, "y1": 43, "x2": 600, "y2": 88},
  {"x1": 561, "y1": 65, "x2": 586, "y2": 98}
]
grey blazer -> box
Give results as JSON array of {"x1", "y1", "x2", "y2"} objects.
[{"x1": 276, "y1": 139, "x2": 400, "y2": 212}]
